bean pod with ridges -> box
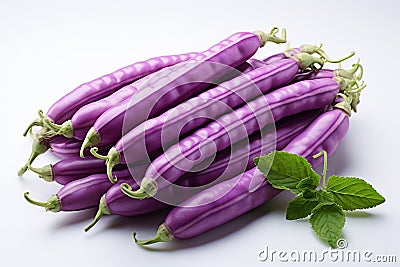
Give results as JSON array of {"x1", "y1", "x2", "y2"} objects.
[
  {"x1": 40, "y1": 84, "x2": 138, "y2": 140},
  {"x1": 120, "y1": 75, "x2": 344, "y2": 199},
  {"x1": 133, "y1": 103, "x2": 351, "y2": 245},
  {"x1": 262, "y1": 44, "x2": 354, "y2": 65},
  {"x1": 80, "y1": 28, "x2": 287, "y2": 153},
  {"x1": 18, "y1": 52, "x2": 198, "y2": 175},
  {"x1": 83, "y1": 108, "x2": 322, "y2": 231},
  {"x1": 28, "y1": 157, "x2": 127, "y2": 185},
  {"x1": 44, "y1": 52, "x2": 199, "y2": 125},
  {"x1": 96, "y1": 56, "x2": 313, "y2": 179},
  {"x1": 176, "y1": 108, "x2": 325, "y2": 188},
  {"x1": 23, "y1": 169, "x2": 134, "y2": 212},
  {"x1": 49, "y1": 138, "x2": 112, "y2": 159}
]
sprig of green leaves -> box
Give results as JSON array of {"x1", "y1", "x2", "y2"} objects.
[{"x1": 255, "y1": 150, "x2": 385, "y2": 247}]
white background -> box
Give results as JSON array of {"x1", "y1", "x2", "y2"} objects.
[{"x1": 1, "y1": 0, "x2": 399, "y2": 266}]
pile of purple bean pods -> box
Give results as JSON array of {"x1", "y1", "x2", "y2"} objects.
[{"x1": 18, "y1": 27, "x2": 365, "y2": 246}]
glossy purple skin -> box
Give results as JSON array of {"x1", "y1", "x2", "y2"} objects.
[
  {"x1": 164, "y1": 108, "x2": 349, "y2": 239},
  {"x1": 176, "y1": 108, "x2": 324, "y2": 188},
  {"x1": 71, "y1": 84, "x2": 138, "y2": 140},
  {"x1": 50, "y1": 138, "x2": 111, "y2": 159},
  {"x1": 284, "y1": 109, "x2": 350, "y2": 165},
  {"x1": 144, "y1": 78, "x2": 340, "y2": 191},
  {"x1": 166, "y1": 168, "x2": 280, "y2": 239},
  {"x1": 262, "y1": 48, "x2": 301, "y2": 64},
  {"x1": 92, "y1": 32, "x2": 262, "y2": 146},
  {"x1": 214, "y1": 58, "x2": 266, "y2": 83},
  {"x1": 102, "y1": 110, "x2": 324, "y2": 216},
  {"x1": 46, "y1": 52, "x2": 198, "y2": 124},
  {"x1": 58, "y1": 169, "x2": 132, "y2": 211},
  {"x1": 117, "y1": 59, "x2": 299, "y2": 164},
  {"x1": 105, "y1": 179, "x2": 168, "y2": 216},
  {"x1": 50, "y1": 156, "x2": 126, "y2": 185},
  {"x1": 291, "y1": 69, "x2": 334, "y2": 84}
]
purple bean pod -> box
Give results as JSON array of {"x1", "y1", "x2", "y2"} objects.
[
  {"x1": 121, "y1": 77, "x2": 341, "y2": 199},
  {"x1": 262, "y1": 45, "x2": 355, "y2": 68},
  {"x1": 49, "y1": 137, "x2": 112, "y2": 159},
  {"x1": 176, "y1": 108, "x2": 325, "y2": 188},
  {"x1": 23, "y1": 169, "x2": 134, "y2": 212},
  {"x1": 81, "y1": 29, "x2": 286, "y2": 152},
  {"x1": 19, "y1": 53, "x2": 198, "y2": 175},
  {"x1": 83, "y1": 178, "x2": 169, "y2": 232},
  {"x1": 46, "y1": 52, "x2": 198, "y2": 125},
  {"x1": 43, "y1": 84, "x2": 138, "y2": 140},
  {"x1": 103, "y1": 58, "x2": 303, "y2": 177},
  {"x1": 262, "y1": 48, "x2": 301, "y2": 64},
  {"x1": 28, "y1": 156, "x2": 126, "y2": 185},
  {"x1": 82, "y1": 108, "x2": 321, "y2": 231},
  {"x1": 290, "y1": 62, "x2": 361, "y2": 84},
  {"x1": 133, "y1": 107, "x2": 350, "y2": 245}
]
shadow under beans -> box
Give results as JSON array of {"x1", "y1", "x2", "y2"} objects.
[
  {"x1": 53, "y1": 208, "x2": 98, "y2": 228},
  {"x1": 106, "y1": 208, "x2": 172, "y2": 232}
]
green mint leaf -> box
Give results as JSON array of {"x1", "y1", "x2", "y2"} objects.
[
  {"x1": 296, "y1": 177, "x2": 319, "y2": 192},
  {"x1": 316, "y1": 190, "x2": 335, "y2": 205},
  {"x1": 286, "y1": 194, "x2": 319, "y2": 220},
  {"x1": 310, "y1": 203, "x2": 345, "y2": 247},
  {"x1": 254, "y1": 151, "x2": 320, "y2": 194},
  {"x1": 326, "y1": 176, "x2": 385, "y2": 211},
  {"x1": 303, "y1": 189, "x2": 317, "y2": 200}
]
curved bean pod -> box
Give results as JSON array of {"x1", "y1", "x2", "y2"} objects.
[
  {"x1": 262, "y1": 44, "x2": 354, "y2": 65},
  {"x1": 100, "y1": 57, "x2": 306, "y2": 178},
  {"x1": 121, "y1": 77, "x2": 342, "y2": 198},
  {"x1": 81, "y1": 28, "x2": 287, "y2": 152},
  {"x1": 23, "y1": 169, "x2": 134, "y2": 212},
  {"x1": 291, "y1": 61, "x2": 361, "y2": 84},
  {"x1": 176, "y1": 108, "x2": 324, "y2": 188},
  {"x1": 45, "y1": 52, "x2": 198, "y2": 125},
  {"x1": 43, "y1": 84, "x2": 138, "y2": 140},
  {"x1": 19, "y1": 52, "x2": 198, "y2": 174},
  {"x1": 133, "y1": 107, "x2": 350, "y2": 245},
  {"x1": 49, "y1": 138, "x2": 111, "y2": 159},
  {"x1": 83, "y1": 108, "x2": 320, "y2": 231},
  {"x1": 28, "y1": 156, "x2": 126, "y2": 185}
]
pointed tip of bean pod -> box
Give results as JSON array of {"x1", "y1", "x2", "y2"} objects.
[
  {"x1": 80, "y1": 127, "x2": 101, "y2": 158},
  {"x1": 84, "y1": 195, "x2": 111, "y2": 232},
  {"x1": 133, "y1": 223, "x2": 174, "y2": 246}
]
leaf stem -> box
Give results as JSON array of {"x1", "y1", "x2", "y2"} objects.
[{"x1": 313, "y1": 150, "x2": 328, "y2": 189}]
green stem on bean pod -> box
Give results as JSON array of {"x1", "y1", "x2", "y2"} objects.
[
  {"x1": 37, "y1": 110, "x2": 73, "y2": 138},
  {"x1": 84, "y1": 195, "x2": 111, "y2": 232},
  {"x1": 80, "y1": 128, "x2": 101, "y2": 158},
  {"x1": 18, "y1": 132, "x2": 50, "y2": 176},
  {"x1": 133, "y1": 223, "x2": 174, "y2": 246},
  {"x1": 119, "y1": 178, "x2": 158, "y2": 199},
  {"x1": 254, "y1": 27, "x2": 287, "y2": 47},
  {"x1": 23, "y1": 192, "x2": 61, "y2": 212},
  {"x1": 90, "y1": 147, "x2": 119, "y2": 183},
  {"x1": 23, "y1": 119, "x2": 43, "y2": 137},
  {"x1": 28, "y1": 164, "x2": 53, "y2": 182}
]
